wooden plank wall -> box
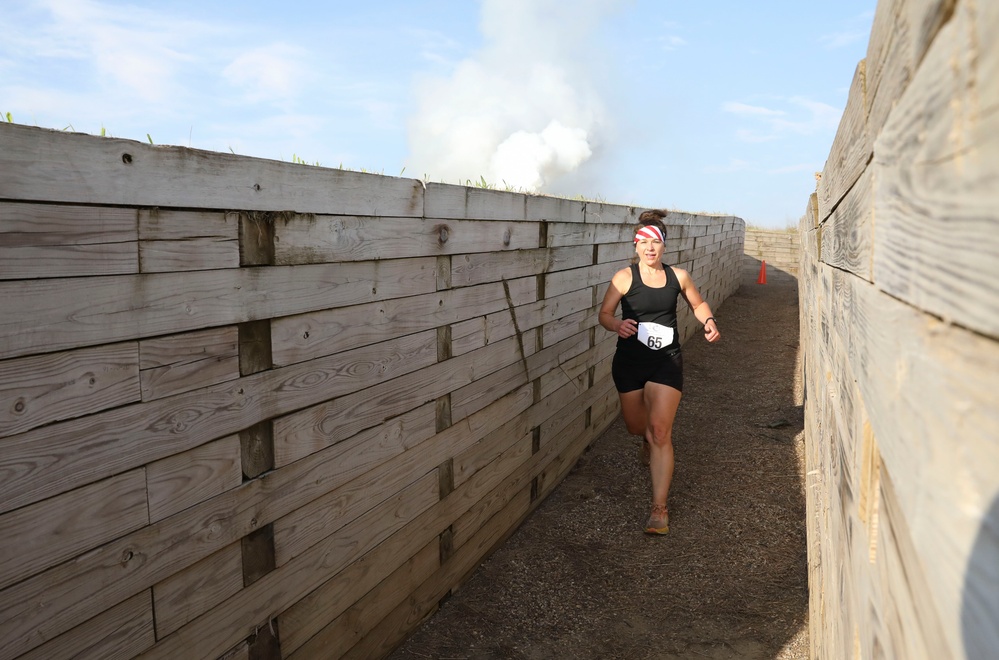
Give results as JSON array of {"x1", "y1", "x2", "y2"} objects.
[
  {"x1": 743, "y1": 228, "x2": 801, "y2": 279},
  {"x1": 0, "y1": 122, "x2": 745, "y2": 660},
  {"x1": 800, "y1": 1, "x2": 999, "y2": 658}
]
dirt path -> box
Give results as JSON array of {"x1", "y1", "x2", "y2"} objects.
[{"x1": 391, "y1": 271, "x2": 807, "y2": 660}]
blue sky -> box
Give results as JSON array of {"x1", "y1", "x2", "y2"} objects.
[{"x1": 1, "y1": 0, "x2": 874, "y2": 228}]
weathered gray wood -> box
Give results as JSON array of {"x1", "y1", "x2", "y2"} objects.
[
  {"x1": 139, "y1": 237, "x2": 239, "y2": 272},
  {"x1": 817, "y1": 60, "x2": 869, "y2": 222},
  {"x1": 543, "y1": 261, "x2": 618, "y2": 298},
  {"x1": 268, "y1": 335, "x2": 525, "y2": 468},
  {"x1": 152, "y1": 542, "x2": 243, "y2": 637},
  {"x1": 0, "y1": 468, "x2": 148, "y2": 591},
  {"x1": 546, "y1": 221, "x2": 634, "y2": 248},
  {"x1": 836, "y1": 272, "x2": 999, "y2": 658},
  {"x1": 0, "y1": 385, "x2": 440, "y2": 657},
  {"x1": 0, "y1": 257, "x2": 437, "y2": 359},
  {"x1": 872, "y1": 4, "x2": 999, "y2": 340},
  {"x1": 865, "y1": 0, "x2": 952, "y2": 142},
  {"x1": 270, "y1": 277, "x2": 536, "y2": 367},
  {"x1": 450, "y1": 289, "x2": 591, "y2": 357},
  {"x1": 424, "y1": 183, "x2": 527, "y2": 221},
  {"x1": 450, "y1": 246, "x2": 591, "y2": 287},
  {"x1": 0, "y1": 123, "x2": 425, "y2": 216},
  {"x1": 0, "y1": 330, "x2": 438, "y2": 515},
  {"x1": 284, "y1": 540, "x2": 439, "y2": 660},
  {"x1": 146, "y1": 434, "x2": 241, "y2": 522},
  {"x1": 137, "y1": 473, "x2": 439, "y2": 660},
  {"x1": 139, "y1": 327, "x2": 240, "y2": 401},
  {"x1": 137, "y1": 209, "x2": 238, "y2": 241},
  {"x1": 525, "y1": 195, "x2": 585, "y2": 222},
  {"x1": 0, "y1": 342, "x2": 140, "y2": 437},
  {"x1": 820, "y1": 168, "x2": 873, "y2": 281},
  {"x1": 582, "y1": 202, "x2": 639, "y2": 225},
  {"x1": 0, "y1": 202, "x2": 137, "y2": 279},
  {"x1": 20, "y1": 591, "x2": 154, "y2": 660},
  {"x1": 273, "y1": 397, "x2": 436, "y2": 470},
  {"x1": 274, "y1": 216, "x2": 541, "y2": 264}
]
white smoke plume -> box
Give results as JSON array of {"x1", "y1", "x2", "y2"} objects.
[{"x1": 406, "y1": 0, "x2": 624, "y2": 192}]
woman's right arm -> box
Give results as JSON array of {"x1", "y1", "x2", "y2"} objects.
[{"x1": 599, "y1": 268, "x2": 637, "y2": 338}]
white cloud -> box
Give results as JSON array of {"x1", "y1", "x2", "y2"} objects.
[
  {"x1": 406, "y1": 0, "x2": 625, "y2": 191},
  {"x1": 723, "y1": 102, "x2": 786, "y2": 117},
  {"x1": 725, "y1": 96, "x2": 842, "y2": 143},
  {"x1": 658, "y1": 35, "x2": 687, "y2": 51},
  {"x1": 703, "y1": 158, "x2": 754, "y2": 174},
  {"x1": 819, "y1": 30, "x2": 867, "y2": 50},
  {"x1": 223, "y1": 44, "x2": 309, "y2": 103}
]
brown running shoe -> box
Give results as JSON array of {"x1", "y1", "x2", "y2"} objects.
[{"x1": 645, "y1": 503, "x2": 669, "y2": 535}]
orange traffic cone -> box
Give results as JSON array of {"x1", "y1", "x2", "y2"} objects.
[{"x1": 757, "y1": 260, "x2": 767, "y2": 284}]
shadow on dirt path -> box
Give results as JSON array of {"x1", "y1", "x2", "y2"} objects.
[{"x1": 391, "y1": 271, "x2": 807, "y2": 660}]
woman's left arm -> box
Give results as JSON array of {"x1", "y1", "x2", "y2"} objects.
[{"x1": 674, "y1": 267, "x2": 720, "y2": 343}]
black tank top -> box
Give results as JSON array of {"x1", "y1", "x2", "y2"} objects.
[{"x1": 617, "y1": 263, "x2": 682, "y2": 355}]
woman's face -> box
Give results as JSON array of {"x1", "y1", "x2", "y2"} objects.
[{"x1": 635, "y1": 234, "x2": 665, "y2": 266}]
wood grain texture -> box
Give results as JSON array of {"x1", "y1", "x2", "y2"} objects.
[
  {"x1": 818, "y1": 60, "x2": 869, "y2": 222},
  {"x1": 820, "y1": 167, "x2": 873, "y2": 281},
  {"x1": 450, "y1": 246, "x2": 592, "y2": 287},
  {"x1": 0, "y1": 342, "x2": 140, "y2": 437},
  {"x1": 424, "y1": 184, "x2": 527, "y2": 221},
  {"x1": 0, "y1": 468, "x2": 148, "y2": 591},
  {"x1": 19, "y1": 590, "x2": 154, "y2": 660},
  {"x1": 139, "y1": 326, "x2": 240, "y2": 401},
  {"x1": 271, "y1": 277, "x2": 536, "y2": 367},
  {"x1": 0, "y1": 257, "x2": 436, "y2": 360},
  {"x1": 0, "y1": 202, "x2": 137, "y2": 279},
  {"x1": 0, "y1": 330, "x2": 438, "y2": 516},
  {"x1": 139, "y1": 237, "x2": 239, "y2": 272},
  {"x1": 286, "y1": 540, "x2": 439, "y2": 660},
  {"x1": 136, "y1": 473, "x2": 439, "y2": 660},
  {"x1": 274, "y1": 215, "x2": 541, "y2": 264},
  {"x1": 146, "y1": 434, "x2": 242, "y2": 522},
  {"x1": 872, "y1": 4, "x2": 999, "y2": 340},
  {"x1": 152, "y1": 543, "x2": 243, "y2": 637},
  {"x1": 0, "y1": 123, "x2": 424, "y2": 216}
]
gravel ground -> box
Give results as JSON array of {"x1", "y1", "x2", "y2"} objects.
[{"x1": 390, "y1": 271, "x2": 807, "y2": 660}]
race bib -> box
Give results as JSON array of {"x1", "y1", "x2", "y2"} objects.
[{"x1": 637, "y1": 322, "x2": 674, "y2": 350}]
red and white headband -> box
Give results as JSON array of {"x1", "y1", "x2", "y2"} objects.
[{"x1": 634, "y1": 226, "x2": 664, "y2": 243}]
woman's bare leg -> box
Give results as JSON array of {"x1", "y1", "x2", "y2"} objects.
[
  {"x1": 618, "y1": 389, "x2": 647, "y2": 436},
  {"x1": 643, "y1": 382, "x2": 682, "y2": 506}
]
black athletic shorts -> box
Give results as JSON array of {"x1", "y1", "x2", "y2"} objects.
[{"x1": 611, "y1": 348, "x2": 683, "y2": 393}]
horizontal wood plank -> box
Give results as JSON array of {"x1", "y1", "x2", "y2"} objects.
[
  {"x1": 136, "y1": 473, "x2": 439, "y2": 660},
  {"x1": 817, "y1": 60, "x2": 869, "y2": 222},
  {"x1": 139, "y1": 327, "x2": 240, "y2": 401},
  {"x1": 146, "y1": 434, "x2": 242, "y2": 522},
  {"x1": 274, "y1": 216, "x2": 541, "y2": 264},
  {"x1": 0, "y1": 342, "x2": 140, "y2": 437},
  {"x1": 139, "y1": 237, "x2": 240, "y2": 272},
  {"x1": 137, "y1": 209, "x2": 238, "y2": 241},
  {"x1": 450, "y1": 246, "x2": 592, "y2": 287},
  {"x1": 0, "y1": 202, "x2": 137, "y2": 279},
  {"x1": 0, "y1": 330, "x2": 438, "y2": 515},
  {"x1": 871, "y1": 5, "x2": 999, "y2": 340},
  {"x1": 152, "y1": 543, "x2": 243, "y2": 638},
  {"x1": 271, "y1": 277, "x2": 536, "y2": 367},
  {"x1": 820, "y1": 167, "x2": 873, "y2": 281},
  {"x1": 424, "y1": 184, "x2": 527, "y2": 221},
  {"x1": 0, "y1": 469, "x2": 148, "y2": 590},
  {"x1": 0, "y1": 257, "x2": 436, "y2": 360},
  {"x1": 20, "y1": 590, "x2": 154, "y2": 660},
  {"x1": 287, "y1": 540, "x2": 439, "y2": 660},
  {"x1": 0, "y1": 123, "x2": 425, "y2": 216}
]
